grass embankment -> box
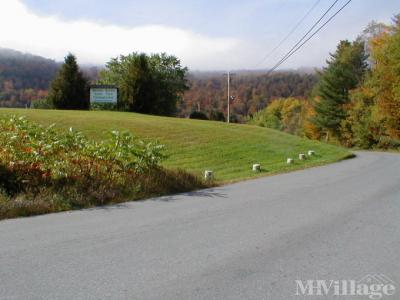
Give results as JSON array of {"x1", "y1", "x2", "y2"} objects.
[{"x1": 0, "y1": 109, "x2": 352, "y2": 182}]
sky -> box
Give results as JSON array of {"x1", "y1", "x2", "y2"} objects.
[{"x1": 1, "y1": 0, "x2": 399, "y2": 70}]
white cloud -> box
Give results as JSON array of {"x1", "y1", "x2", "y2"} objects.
[
  {"x1": 2, "y1": 0, "x2": 393, "y2": 71},
  {"x1": 0, "y1": 0, "x2": 241, "y2": 69}
]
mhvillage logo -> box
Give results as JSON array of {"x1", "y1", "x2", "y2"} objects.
[{"x1": 295, "y1": 274, "x2": 396, "y2": 299}]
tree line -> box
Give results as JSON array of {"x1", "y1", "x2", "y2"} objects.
[
  {"x1": 249, "y1": 16, "x2": 400, "y2": 149},
  {"x1": 0, "y1": 49, "x2": 316, "y2": 118},
  {"x1": 39, "y1": 53, "x2": 316, "y2": 118}
]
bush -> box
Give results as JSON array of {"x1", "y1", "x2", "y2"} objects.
[
  {"x1": 31, "y1": 98, "x2": 54, "y2": 109},
  {"x1": 0, "y1": 116, "x2": 166, "y2": 190},
  {"x1": 209, "y1": 110, "x2": 226, "y2": 122},
  {"x1": 90, "y1": 102, "x2": 118, "y2": 111},
  {"x1": 0, "y1": 116, "x2": 207, "y2": 219},
  {"x1": 189, "y1": 111, "x2": 209, "y2": 120}
]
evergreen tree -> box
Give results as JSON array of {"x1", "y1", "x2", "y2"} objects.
[
  {"x1": 48, "y1": 53, "x2": 89, "y2": 110},
  {"x1": 313, "y1": 40, "x2": 368, "y2": 139},
  {"x1": 118, "y1": 54, "x2": 156, "y2": 112}
]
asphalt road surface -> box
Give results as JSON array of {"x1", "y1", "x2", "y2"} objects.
[{"x1": 1, "y1": 151, "x2": 399, "y2": 300}]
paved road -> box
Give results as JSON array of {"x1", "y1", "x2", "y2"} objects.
[{"x1": 1, "y1": 152, "x2": 399, "y2": 300}]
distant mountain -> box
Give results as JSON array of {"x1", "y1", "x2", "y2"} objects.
[
  {"x1": 0, "y1": 48, "x2": 100, "y2": 107},
  {"x1": 0, "y1": 48, "x2": 59, "y2": 90}
]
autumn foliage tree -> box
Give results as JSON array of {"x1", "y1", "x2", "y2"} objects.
[
  {"x1": 249, "y1": 97, "x2": 306, "y2": 136},
  {"x1": 368, "y1": 15, "x2": 400, "y2": 139},
  {"x1": 343, "y1": 15, "x2": 400, "y2": 148}
]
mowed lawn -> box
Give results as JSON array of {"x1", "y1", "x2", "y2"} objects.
[{"x1": 0, "y1": 109, "x2": 352, "y2": 182}]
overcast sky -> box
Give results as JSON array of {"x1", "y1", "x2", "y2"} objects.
[{"x1": 1, "y1": 0, "x2": 399, "y2": 70}]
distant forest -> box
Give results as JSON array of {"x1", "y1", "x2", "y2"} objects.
[
  {"x1": 0, "y1": 48, "x2": 317, "y2": 118},
  {"x1": 181, "y1": 72, "x2": 317, "y2": 120}
]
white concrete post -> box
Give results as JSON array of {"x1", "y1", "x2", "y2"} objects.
[{"x1": 204, "y1": 170, "x2": 214, "y2": 180}]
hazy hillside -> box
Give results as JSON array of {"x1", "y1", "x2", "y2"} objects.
[
  {"x1": 0, "y1": 48, "x2": 99, "y2": 107},
  {"x1": 0, "y1": 48, "x2": 58, "y2": 107},
  {"x1": 0, "y1": 48, "x2": 59, "y2": 88}
]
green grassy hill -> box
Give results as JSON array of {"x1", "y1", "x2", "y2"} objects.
[{"x1": 0, "y1": 109, "x2": 352, "y2": 182}]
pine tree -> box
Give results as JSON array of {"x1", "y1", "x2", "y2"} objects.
[
  {"x1": 120, "y1": 54, "x2": 156, "y2": 113},
  {"x1": 48, "y1": 53, "x2": 89, "y2": 110},
  {"x1": 313, "y1": 40, "x2": 368, "y2": 140}
]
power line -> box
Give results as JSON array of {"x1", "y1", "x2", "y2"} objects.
[
  {"x1": 266, "y1": 0, "x2": 352, "y2": 75},
  {"x1": 261, "y1": 0, "x2": 340, "y2": 71},
  {"x1": 256, "y1": 0, "x2": 322, "y2": 67}
]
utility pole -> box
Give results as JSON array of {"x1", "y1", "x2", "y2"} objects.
[
  {"x1": 227, "y1": 71, "x2": 230, "y2": 123},
  {"x1": 224, "y1": 71, "x2": 235, "y2": 123}
]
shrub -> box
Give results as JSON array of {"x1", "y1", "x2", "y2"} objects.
[
  {"x1": 228, "y1": 114, "x2": 240, "y2": 123},
  {"x1": 248, "y1": 98, "x2": 304, "y2": 134},
  {"x1": 90, "y1": 102, "x2": 118, "y2": 111},
  {"x1": 31, "y1": 98, "x2": 54, "y2": 109},
  {"x1": 189, "y1": 111, "x2": 209, "y2": 120},
  {"x1": 209, "y1": 110, "x2": 226, "y2": 122},
  {"x1": 0, "y1": 116, "x2": 166, "y2": 188},
  {"x1": 0, "y1": 115, "x2": 165, "y2": 197},
  {"x1": 0, "y1": 116, "x2": 207, "y2": 219}
]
